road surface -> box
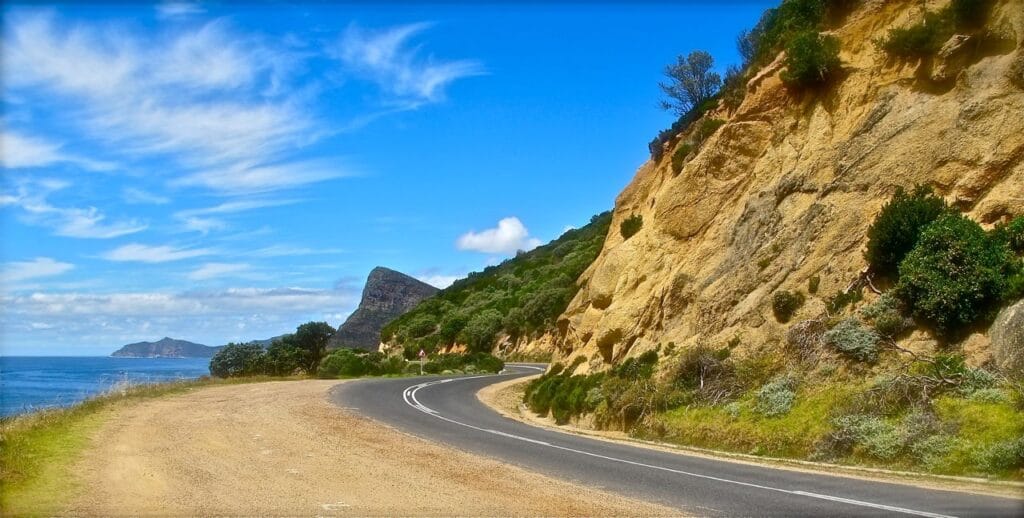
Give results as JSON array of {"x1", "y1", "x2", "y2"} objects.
[{"x1": 331, "y1": 364, "x2": 1024, "y2": 517}]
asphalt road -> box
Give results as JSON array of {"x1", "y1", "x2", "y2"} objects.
[{"x1": 330, "y1": 364, "x2": 1024, "y2": 517}]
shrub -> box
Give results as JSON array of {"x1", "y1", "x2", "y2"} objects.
[
  {"x1": 671, "y1": 143, "x2": 692, "y2": 173},
  {"x1": 808, "y1": 275, "x2": 820, "y2": 294},
  {"x1": 972, "y1": 437, "x2": 1024, "y2": 472},
  {"x1": 895, "y1": 214, "x2": 1015, "y2": 336},
  {"x1": 860, "y1": 293, "x2": 914, "y2": 338},
  {"x1": 823, "y1": 318, "x2": 880, "y2": 362},
  {"x1": 755, "y1": 375, "x2": 798, "y2": 417},
  {"x1": 995, "y1": 216, "x2": 1024, "y2": 254},
  {"x1": 620, "y1": 214, "x2": 643, "y2": 240},
  {"x1": 780, "y1": 30, "x2": 841, "y2": 87},
  {"x1": 694, "y1": 118, "x2": 726, "y2": 144},
  {"x1": 865, "y1": 185, "x2": 948, "y2": 278},
  {"x1": 612, "y1": 350, "x2": 659, "y2": 380},
  {"x1": 317, "y1": 349, "x2": 373, "y2": 378},
  {"x1": 830, "y1": 414, "x2": 903, "y2": 460},
  {"x1": 772, "y1": 290, "x2": 805, "y2": 323},
  {"x1": 264, "y1": 338, "x2": 304, "y2": 376},
  {"x1": 209, "y1": 343, "x2": 266, "y2": 378},
  {"x1": 457, "y1": 309, "x2": 503, "y2": 352},
  {"x1": 879, "y1": 11, "x2": 951, "y2": 58}
]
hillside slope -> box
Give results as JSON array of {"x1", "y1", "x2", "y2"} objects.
[
  {"x1": 546, "y1": 0, "x2": 1023, "y2": 370},
  {"x1": 111, "y1": 337, "x2": 218, "y2": 358}
]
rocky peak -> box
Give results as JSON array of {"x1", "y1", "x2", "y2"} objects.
[{"x1": 329, "y1": 267, "x2": 439, "y2": 350}]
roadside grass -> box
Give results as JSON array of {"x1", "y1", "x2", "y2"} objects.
[
  {"x1": 653, "y1": 382, "x2": 1023, "y2": 480},
  {"x1": 0, "y1": 375, "x2": 297, "y2": 516}
]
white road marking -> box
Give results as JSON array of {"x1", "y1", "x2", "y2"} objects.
[{"x1": 400, "y1": 372, "x2": 957, "y2": 518}]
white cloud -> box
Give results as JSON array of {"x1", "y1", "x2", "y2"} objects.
[
  {"x1": 1, "y1": 257, "x2": 74, "y2": 284},
  {"x1": 2, "y1": 181, "x2": 147, "y2": 239},
  {"x1": 337, "y1": 23, "x2": 485, "y2": 108},
  {"x1": 417, "y1": 274, "x2": 460, "y2": 289},
  {"x1": 121, "y1": 187, "x2": 170, "y2": 205},
  {"x1": 187, "y1": 262, "x2": 250, "y2": 281},
  {"x1": 1, "y1": 131, "x2": 115, "y2": 171},
  {"x1": 156, "y1": 2, "x2": 206, "y2": 20},
  {"x1": 102, "y1": 243, "x2": 213, "y2": 263},
  {"x1": 456, "y1": 217, "x2": 542, "y2": 254},
  {"x1": 3, "y1": 12, "x2": 333, "y2": 193},
  {"x1": 173, "y1": 198, "x2": 299, "y2": 219},
  {"x1": 180, "y1": 216, "x2": 226, "y2": 235},
  {"x1": 249, "y1": 245, "x2": 345, "y2": 258}
]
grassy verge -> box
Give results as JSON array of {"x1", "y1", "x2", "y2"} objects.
[{"x1": 0, "y1": 375, "x2": 293, "y2": 516}]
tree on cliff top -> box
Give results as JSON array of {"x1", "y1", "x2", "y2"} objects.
[{"x1": 659, "y1": 51, "x2": 722, "y2": 116}]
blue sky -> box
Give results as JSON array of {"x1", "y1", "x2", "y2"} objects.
[{"x1": 1, "y1": 1, "x2": 772, "y2": 355}]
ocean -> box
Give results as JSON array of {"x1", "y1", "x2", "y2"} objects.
[{"x1": 0, "y1": 356, "x2": 212, "y2": 418}]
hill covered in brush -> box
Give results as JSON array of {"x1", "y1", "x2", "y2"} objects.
[{"x1": 381, "y1": 212, "x2": 612, "y2": 359}]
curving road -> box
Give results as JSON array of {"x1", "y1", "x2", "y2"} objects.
[{"x1": 330, "y1": 364, "x2": 1023, "y2": 517}]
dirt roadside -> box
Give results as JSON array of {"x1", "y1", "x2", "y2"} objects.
[
  {"x1": 63, "y1": 379, "x2": 677, "y2": 516},
  {"x1": 477, "y1": 377, "x2": 1024, "y2": 500}
]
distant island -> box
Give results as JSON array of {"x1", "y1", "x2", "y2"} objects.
[{"x1": 110, "y1": 335, "x2": 287, "y2": 358}]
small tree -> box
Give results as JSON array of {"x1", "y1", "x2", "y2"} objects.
[
  {"x1": 209, "y1": 343, "x2": 266, "y2": 378},
  {"x1": 780, "y1": 30, "x2": 841, "y2": 87},
  {"x1": 293, "y1": 321, "x2": 335, "y2": 373},
  {"x1": 865, "y1": 185, "x2": 948, "y2": 278},
  {"x1": 264, "y1": 336, "x2": 303, "y2": 376},
  {"x1": 659, "y1": 51, "x2": 722, "y2": 116}
]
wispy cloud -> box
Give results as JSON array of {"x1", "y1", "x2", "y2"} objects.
[
  {"x1": 1, "y1": 130, "x2": 116, "y2": 171},
  {"x1": 456, "y1": 217, "x2": 541, "y2": 254},
  {"x1": 102, "y1": 243, "x2": 213, "y2": 263},
  {"x1": 122, "y1": 187, "x2": 170, "y2": 205},
  {"x1": 2, "y1": 180, "x2": 147, "y2": 239},
  {"x1": 187, "y1": 262, "x2": 250, "y2": 281},
  {"x1": 1, "y1": 257, "x2": 74, "y2": 284},
  {"x1": 3, "y1": 11, "x2": 335, "y2": 193},
  {"x1": 174, "y1": 198, "x2": 300, "y2": 219},
  {"x1": 156, "y1": 2, "x2": 206, "y2": 21},
  {"x1": 336, "y1": 23, "x2": 485, "y2": 109},
  {"x1": 249, "y1": 245, "x2": 345, "y2": 258}
]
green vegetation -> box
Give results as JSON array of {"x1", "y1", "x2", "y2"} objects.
[
  {"x1": 823, "y1": 318, "x2": 880, "y2": 362},
  {"x1": 896, "y1": 213, "x2": 1019, "y2": 337},
  {"x1": 210, "y1": 321, "x2": 335, "y2": 378},
  {"x1": 772, "y1": 290, "x2": 805, "y2": 323},
  {"x1": 659, "y1": 50, "x2": 722, "y2": 117},
  {"x1": 316, "y1": 349, "x2": 503, "y2": 378},
  {"x1": 780, "y1": 30, "x2": 841, "y2": 87},
  {"x1": 1, "y1": 377, "x2": 268, "y2": 515},
  {"x1": 620, "y1": 214, "x2": 643, "y2": 240},
  {"x1": 860, "y1": 292, "x2": 914, "y2": 338},
  {"x1": 865, "y1": 186, "x2": 949, "y2": 278},
  {"x1": 383, "y1": 212, "x2": 612, "y2": 358},
  {"x1": 879, "y1": 0, "x2": 994, "y2": 58},
  {"x1": 808, "y1": 275, "x2": 820, "y2": 294},
  {"x1": 671, "y1": 143, "x2": 692, "y2": 173}
]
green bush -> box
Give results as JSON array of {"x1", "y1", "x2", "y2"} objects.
[
  {"x1": 755, "y1": 375, "x2": 798, "y2": 417},
  {"x1": 612, "y1": 350, "x2": 659, "y2": 380},
  {"x1": 694, "y1": 118, "x2": 726, "y2": 144},
  {"x1": 879, "y1": 11, "x2": 951, "y2": 58},
  {"x1": 823, "y1": 318, "x2": 880, "y2": 362},
  {"x1": 995, "y1": 216, "x2": 1024, "y2": 254},
  {"x1": 209, "y1": 343, "x2": 266, "y2": 378},
  {"x1": 972, "y1": 437, "x2": 1024, "y2": 472},
  {"x1": 780, "y1": 30, "x2": 841, "y2": 87},
  {"x1": 671, "y1": 143, "x2": 692, "y2": 173},
  {"x1": 317, "y1": 349, "x2": 374, "y2": 378},
  {"x1": 860, "y1": 293, "x2": 914, "y2": 338},
  {"x1": 772, "y1": 290, "x2": 805, "y2": 323},
  {"x1": 458, "y1": 309, "x2": 503, "y2": 352},
  {"x1": 620, "y1": 214, "x2": 643, "y2": 240},
  {"x1": 264, "y1": 338, "x2": 304, "y2": 376},
  {"x1": 865, "y1": 185, "x2": 948, "y2": 278},
  {"x1": 895, "y1": 213, "x2": 1015, "y2": 336}
]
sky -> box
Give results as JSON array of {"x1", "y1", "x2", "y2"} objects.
[{"x1": 1, "y1": 1, "x2": 773, "y2": 355}]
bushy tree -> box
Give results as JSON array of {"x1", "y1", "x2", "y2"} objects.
[
  {"x1": 458, "y1": 309, "x2": 504, "y2": 352},
  {"x1": 781, "y1": 30, "x2": 841, "y2": 87},
  {"x1": 896, "y1": 214, "x2": 1015, "y2": 336},
  {"x1": 293, "y1": 321, "x2": 334, "y2": 373},
  {"x1": 209, "y1": 343, "x2": 266, "y2": 378},
  {"x1": 264, "y1": 336, "x2": 303, "y2": 376},
  {"x1": 865, "y1": 186, "x2": 948, "y2": 278},
  {"x1": 620, "y1": 214, "x2": 643, "y2": 240},
  {"x1": 659, "y1": 51, "x2": 722, "y2": 116},
  {"x1": 772, "y1": 290, "x2": 806, "y2": 323}
]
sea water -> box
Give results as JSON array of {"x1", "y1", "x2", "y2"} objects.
[{"x1": 0, "y1": 356, "x2": 212, "y2": 417}]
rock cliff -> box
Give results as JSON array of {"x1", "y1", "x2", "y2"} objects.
[
  {"x1": 544, "y1": 0, "x2": 1024, "y2": 370},
  {"x1": 330, "y1": 267, "x2": 439, "y2": 350}
]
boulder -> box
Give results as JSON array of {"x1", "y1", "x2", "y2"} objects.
[{"x1": 991, "y1": 299, "x2": 1024, "y2": 380}]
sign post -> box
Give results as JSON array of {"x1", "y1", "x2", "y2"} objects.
[{"x1": 418, "y1": 349, "x2": 426, "y2": 375}]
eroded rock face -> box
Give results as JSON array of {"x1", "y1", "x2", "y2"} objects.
[
  {"x1": 330, "y1": 267, "x2": 439, "y2": 350},
  {"x1": 529, "y1": 0, "x2": 1024, "y2": 367},
  {"x1": 992, "y1": 299, "x2": 1024, "y2": 380}
]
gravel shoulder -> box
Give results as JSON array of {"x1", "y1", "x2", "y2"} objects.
[{"x1": 65, "y1": 379, "x2": 675, "y2": 516}]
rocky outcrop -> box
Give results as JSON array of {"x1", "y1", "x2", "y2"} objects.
[
  {"x1": 992, "y1": 299, "x2": 1024, "y2": 380},
  {"x1": 532, "y1": 0, "x2": 1024, "y2": 371},
  {"x1": 330, "y1": 267, "x2": 439, "y2": 350},
  {"x1": 111, "y1": 337, "x2": 220, "y2": 358}
]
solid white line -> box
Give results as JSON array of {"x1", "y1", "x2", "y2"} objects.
[{"x1": 400, "y1": 375, "x2": 957, "y2": 518}]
